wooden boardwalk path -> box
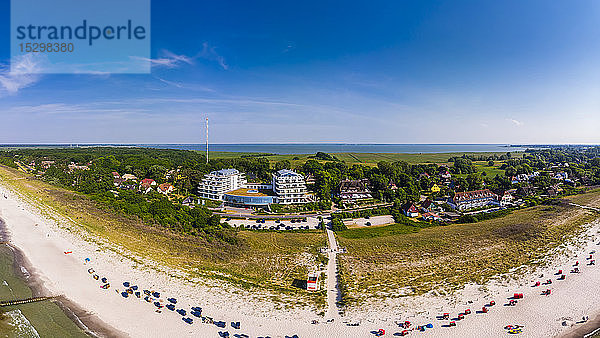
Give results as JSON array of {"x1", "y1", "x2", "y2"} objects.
[{"x1": 0, "y1": 296, "x2": 54, "y2": 307}]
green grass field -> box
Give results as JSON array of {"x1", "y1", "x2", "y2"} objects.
[{"x1": 210, "y1": 151, "x2": 524, "y2": 166}]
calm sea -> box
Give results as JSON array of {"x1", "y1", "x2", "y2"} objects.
[{"x1": 138, "y1": 143, "x2": 526, "y2": 154}]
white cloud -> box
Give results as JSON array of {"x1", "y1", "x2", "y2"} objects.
[
  {"x1": 508, "y1": 118, "x2": 523, "y2": 127},
  {"x1": 197, "y1": 42, "x2": 229, "y2": 70},
  {"x1": 133, "y1": 50, "x2": 194, "y2": 69},
  {"x1": 0, "y1": 54, "x2": 43, "y2": 95}
]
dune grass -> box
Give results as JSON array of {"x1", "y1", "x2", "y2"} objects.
[{"x1": 336, "y1": 192, "x2": 600, "y2": 306}]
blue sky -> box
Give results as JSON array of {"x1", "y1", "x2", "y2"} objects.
[{"x1": 0, "y1": 0, "x2": 599, "y2": 144}]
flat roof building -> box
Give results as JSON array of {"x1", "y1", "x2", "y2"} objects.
[
  {"x1": 272, "y1": 169, "x2": 311, "y2": 204},
  {"x1": 198, "y1": 168, "x2": 247, "y2": 201}
]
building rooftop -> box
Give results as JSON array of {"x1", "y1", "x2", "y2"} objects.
[
  {"x1": 225, "y1": 188, "x2": 274, "y2": 197},
  {"x1": 275, "y1": 169, "x2": 301, "y2": 177},
  {"x1": 212, "y1": 168, "x2": 240, "y2": 176}
]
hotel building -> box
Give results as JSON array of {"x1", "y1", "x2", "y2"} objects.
[
  {"x1": 197, "y1": 169, "x2": 247, "y2": 200},
  {"x1": 272, "y1": 169, "x2": 311, "y2": 204}
]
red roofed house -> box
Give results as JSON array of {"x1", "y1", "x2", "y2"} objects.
[
  {"x1": 157, "y1": 183, "x2": 174, "y2": 195},
  {"x1": 402, "y1": 202, "x2": 419, "y2": 218},
  {"x1": 448, "y1": 189, "x2": 498, "y2": 211},
  {"x1": 140, "y1": 178, "x2": 157, "y2": 186}
]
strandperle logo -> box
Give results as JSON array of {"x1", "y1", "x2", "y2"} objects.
[
  {"x1": 11, "y1": 0, "x2": 151, "y2": 74},
  {"x1": 15, "y1": 20, "x2": 147, "y2": 46}
]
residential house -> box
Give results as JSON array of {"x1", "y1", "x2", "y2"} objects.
[
  {"x1": 516, "y1": 185, "x2": 535, "y2": 197},
  {"x1": 182, "y1": 196, "x2": 196, "y2": 207},
  {"x1": 157, "y1": 183, "x2": 174, "y2": 195},
  {"x1": 67, "y1": 163, "x2": 89, "y2": 172},
  {"x1": 440, "y1": 170, "x2": 451, "y2": 180},
  {"x1": 421, "y1": 199, "x2": 434, "y2": 213},
  {"x1": 122, "y1": 174, "x2": 138, "y2": 181},
  {"x1": 402, "y1": 202, "x2": 419, "y2": 218},
  {"x1": 388, "y1": 179, "x2": 398, "y2": 191},
  {"x1": 140, "y1": 178, "x2": 157, "y2": 186},
  {"x1": 139, "y1": 182, "x2": 153, "y2": 194},
  {"x1": 448, "y1": 189, "x2": 498, "y2": 211},
  {"x1": 418, "y1": 173, "x2": 430, "y2": 180},
  {"x1": 554, "y1": 172, "x2": 568, "y2": 181},
  {"x1": 113, "y1": 177, "x2": 124, "y2": 187},
  {"x1": 496, "y1": 190, "x2": 514, "y2": 207},
  {"x1": 41, "y1": 160, "x2": 55, "y2": 169},
  {"x1": 421, "y1": 212, "x2": 442, "y2": 222},
  {"x1": 338, "y1": 179, "x2": 372, "y2": 201}
]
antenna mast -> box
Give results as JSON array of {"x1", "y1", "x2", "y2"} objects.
[{"x1": 206, "y1": 117, "x2": 209, "y2": 164}]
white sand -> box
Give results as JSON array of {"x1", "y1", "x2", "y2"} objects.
[{"x1": 0, "y1": 180, "x2": 599, "y2": 337}]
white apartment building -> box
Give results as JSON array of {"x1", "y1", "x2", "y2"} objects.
[
  {"x1": 272, "y1": 169, "x2": 311, "y2": 204},
  {"x1": 198, "y1": 168, "x2": 247, "y2": 200}
]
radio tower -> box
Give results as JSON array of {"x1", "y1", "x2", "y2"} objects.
[{"x1": 205, "y1": 117, "x2": 209, "y2": 164}]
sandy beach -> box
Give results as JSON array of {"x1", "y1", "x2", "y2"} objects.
[{"x1": 1, "y1": 179, "x2": 600, "y2": 337}]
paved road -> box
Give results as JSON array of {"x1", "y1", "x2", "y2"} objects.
[{"x1": 325, "y1": 228, "x2": 342, "y2": 320}]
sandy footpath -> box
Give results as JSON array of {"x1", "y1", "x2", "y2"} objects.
[{"x1": 0, "y1": 179, "x2": 600, "y2": 337}]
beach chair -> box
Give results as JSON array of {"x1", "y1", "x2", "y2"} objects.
[
  {"x1": 464, "y1": 309, "x2": 471, "y2": 315},
  {"x1": 458, "y1": 314, "x2": 465, "y2": 320},
  {"x1": 399, "y1": 330, "x2": 409, "y2": 336},
  {"x1": 442, "y1": 313, "x2": 449, "y2": 320},
  {"x1": 449, "y1": 321, "x2": 456, "y2": 327},
  {"x1": 489, "y1": 300, "x2": 496, "y2": 306},
  {"x1": 482, "y1": 307, "x2": 488, "y2": 313},
  {"x1": 558, "y1": 269, "x2": 562, "y2": 274},
  {"x1": 534, "y1": 281, "x2": 540, "y2": 287}
]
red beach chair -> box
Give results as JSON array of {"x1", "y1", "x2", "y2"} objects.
[
  {"x1": 482, "y1": 307, "x2": 488, "y2": 313},
  {"x1": 489, "y1": 300, "x2": 496, "y2": 306},
  {"x1": 442, "y1": 313, "x2": 449, "y2": 320},
  {"x1": 464, "y1": 309, "x2": 471, "y2": 315},
  {"x1": 558, "y1": 269, "x2": 562, "y2": 274},
  {"x1": 534, "y1": 281, "x2": 540, "y2": 287},
  {"x1": 458, "y1": 314, "x2": 465, "y2": 320},
  {"x1": 399, "y1": 330, "x2": 409, "y2": 336},
  {"x1": 449, "y1": 321, "x2": 456, "y2": 327}
]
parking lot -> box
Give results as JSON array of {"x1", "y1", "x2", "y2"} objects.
[
  {"x1": 343, "y1": 214, "x2": 394, "y2": 228},
  {"x1": 222, "y1": 216, "x2": 323, "y2": 231}
]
